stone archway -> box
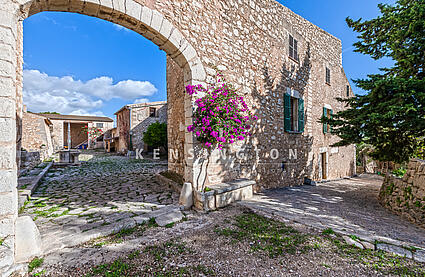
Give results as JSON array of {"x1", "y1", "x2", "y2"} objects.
[{"x1": 0, "y1": 0, "x2": 206, "y2": 272}]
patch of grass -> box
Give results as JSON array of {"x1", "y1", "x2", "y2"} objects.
[
  {"x1": 165, "y1": 222, "x2": 175, "y2": 228},
  {"x1": 322, "y1": 228, "x2": 335, "y2": 235},
  {"x1": 349, "y1": 235, "x2": 360, "y2": 241},
  {"x1": 0, "y1": 236, "x2": 6, "y2": 246},
  {"x1": 87, "y1": 259, "x2": 130, "y2": 277},
  {"x1": 28, "y1": 257, "x2": 44, "y2": 273},
  {"x1": 18, "y1": 200, "x2": 30, "y2": 214},
  {"x1": 215, "y1": 212, "x2": 308, "y2": 257}
]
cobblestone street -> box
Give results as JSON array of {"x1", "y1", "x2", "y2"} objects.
[
  {"x1": 241, "y1": 175, "x2": 425, "y2": 249},
  {"x1": 21, "y1": 152, "x2": 179, "y2": 254}
]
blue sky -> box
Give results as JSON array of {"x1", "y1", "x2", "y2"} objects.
[{"x1": 23, "y1": 0, "x2": 394, "y2": 119}]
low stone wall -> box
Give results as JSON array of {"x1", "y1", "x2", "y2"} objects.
[{"x1": 379, "y1": 159, "x2": 425, "y2": 228}]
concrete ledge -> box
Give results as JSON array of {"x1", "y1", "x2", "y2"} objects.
[
  {"x1": 194, "y1": 179, "x2": 254, "y2": 211},
  {"x1": 18, "y1": 162, "x2": 52, "y2": 208}
]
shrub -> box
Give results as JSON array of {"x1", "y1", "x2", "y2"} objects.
[{"x1": 143, "y1": 122, "x2": 168, "y2": 150}]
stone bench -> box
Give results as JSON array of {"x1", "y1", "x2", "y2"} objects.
[{"x1": 194, "y1": 179, "x2": 255, "y2": 211}]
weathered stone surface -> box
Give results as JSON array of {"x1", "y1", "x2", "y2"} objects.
[
  {"x1": 15, "y1": 216, "x2": 42, "y2": 263},
  {"x1": 376, "y1": 243, "x2": 413, "y2": 259},
  {"x1": 413, "y1": 249, "x2": 425, "y2": 263},
  {"x1": 360, "y1": 240, "x2": 375, "y2": 250},
  {"x1": 155, "y1": 210, "x2": 183, "y2": 227},
  {"x1": 379, "y1": 159, "x2": 425, "y2": 228},
  {"x1": 342, "y1": 235, "x2": 364, "y2": 249}
]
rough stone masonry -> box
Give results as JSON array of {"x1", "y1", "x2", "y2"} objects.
[
  {"x1": 379, "y1": 159, "x2": 425, "y2": 229},
  {"x1": 0, "y1": 0, "x2": 355, "y2": 273}
]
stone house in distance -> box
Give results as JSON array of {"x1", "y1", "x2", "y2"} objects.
[
  {"x1": 20, "y1": 108, "x2": 114, "y2": 169},
  {"x1": 115, "y1": 101, "x2": 167, "y2": 153}
]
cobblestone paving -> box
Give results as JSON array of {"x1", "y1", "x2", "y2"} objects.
[
  {"x1": 241, "y1": 174, "x2": 425, "y2": 248},
  {"x1": 21, "y1": 152, "x2": 179, "y2": 254}
]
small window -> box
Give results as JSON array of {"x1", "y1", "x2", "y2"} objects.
[
  {"x1": 284, "y1": 92, "x2": 304, "y2": 133},
  {"x1": 149, "y1": 107, "x2": 157, "y2": 117},
  {"x1": 326, "y1": 68, "x2": 331, "y2": 85},
  {"x1": 96, "y1": 123, "x2": 104, "y2": 128},
  {"x1": 289, "y1": 35, "x2": 299, "y2": 61},
  {"x1": 346, "y1": 85, "x2": 350, "y2": 97},
  {"x1": 323, "y1": 107, "x2": 333, "y2": 134}
]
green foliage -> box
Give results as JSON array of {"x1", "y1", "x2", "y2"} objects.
[
  {"x1": 88, "y1": 259, "x2": 130, "y2": 277},
  {"x1": 324, "y1": 0, "x2": 425, "y2": 163},
  {"x1": 28, "y1": 257, "x2": 44, "y2": 273},
  {"x1": 322, "y1": 228, "x2": 335, "y2": 235},
  {"x1": 215, "y1": 212, "x2": 308, "y2": 257},
  {"x1": 392, "y1": 167, "x2": 407, "y2": 177},
  {"x1": 143, "y1": 122, "x2": 168, "y2": 150}
]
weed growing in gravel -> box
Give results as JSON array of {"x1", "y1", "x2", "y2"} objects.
[
  {"x1": 87, "y1": 259, "x2": 130, "y2": 277},
  {"x1": 327, "y1": 235, "x2": 424, "y2": 276},
  {"x1": 215, "y1": 212, "x2": 308, "y2": 257},
  {"x1": 322, "y1": 228, "x2": 335, "y2": 235},
  {"x1": 28, "y1": 257, "x2": 44, "y2": 273}
]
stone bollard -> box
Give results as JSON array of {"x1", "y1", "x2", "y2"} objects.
[{"x1": 179, "y1": 182, "x2": 193, "y2": 210}]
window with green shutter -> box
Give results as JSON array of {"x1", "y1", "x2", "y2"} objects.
[
  {"x1": 284, "y1": 93, "x2": 291, "y2": 132},
  {"x1": 284, "y1": 92, "x2": 304, "y2": 133},
  {"x1": 323, "y1": 107, "x2": 333, "y2": 134},
  {"x1": 323, "y1": 107, "x2": 328, "y2": 134},
  {"x1": 298, "y1": 98, "x2": 305, "y2": 132}
]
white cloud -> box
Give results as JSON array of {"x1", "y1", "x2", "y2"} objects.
[
  {"x1": 133, "y1": 98, "x2": 150, "y2": 104},
  {"x1": 113, "y1": 23, "x2": 131, "y2": 32},
  {"x1": 23, "y1": 70, "x2": 157, "y2": 115}
]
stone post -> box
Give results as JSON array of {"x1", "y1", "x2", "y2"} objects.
[{"x1": 0, "y1": 1, "x2": 19, "y2": 273}]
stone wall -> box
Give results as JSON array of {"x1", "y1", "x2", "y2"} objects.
[
  {"x1": 21, "y1": 112, "x2": 53, "y2": 157},
  {"x1": 167, "y1": 57, "x2": 185, "y2": 177},
  {"x1": 379, "y1": 159, "x2": 425, "y2": 228},
  {"x1": 116, "y1": 109, "x2": 131, "y2": 153},
  {"x1": 130, "y1": 102, "x2": 167, "y2": 151}
]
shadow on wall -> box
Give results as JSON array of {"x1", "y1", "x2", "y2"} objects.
[{"x1": 202, "y1": 45, "x2": 314, "y2": 190}]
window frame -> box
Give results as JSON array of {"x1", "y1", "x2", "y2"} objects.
[
  {"x1": 149, "y1": 107, "x2": 157, "y2": 118},
  {"x1": 289, "y1": 34, "x2": 299, "y2": 62},
  {"x1": 96, "y1": 122, "x2": 104, "y2": 128},
  {"x1": 284, "y1": 89, "x2": 304, "y2": 133},
  {"x1": 325, "y1": 67, "x2": 331, "y2": 85}
]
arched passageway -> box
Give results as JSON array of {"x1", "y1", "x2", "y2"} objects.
[{"x1": 0, "y1": 0, "x2": 206, "y2": 270}]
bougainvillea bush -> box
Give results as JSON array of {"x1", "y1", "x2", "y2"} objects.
[
  {"x1": 81, "y1": 126, "x2": 103, "y2": 139},
  {"x1": 186, "y1": 74, "x2": 257, "y2": 149}
]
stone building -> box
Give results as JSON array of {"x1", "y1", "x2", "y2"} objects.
[
  {"x1": 19, "y1": 110, "x2": 114, "y2": 169},
  {"x1": 115, "y1": 101, "x2": 167, "y2": 153},
  {"x1": 1, "y1": 0, "x2": 359, "y2": 270},
  {"x1": 38, "y1": 113, "x2": 114, "y2": 150},
  {"x1": 20, "y1": 110, "x2": 54, "y2": 169}
]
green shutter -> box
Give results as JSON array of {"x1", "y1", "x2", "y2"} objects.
[
  {"x1": 330, "y1": 109, "x2": 333, "y2": 133},
  {"x1": 298, "y1": 98, "x2": 304, "y2": 133},
  {"x1": 284, "y1": 93, "x2": 291, "y2": 132},
  {"x1": 323, "y1": 107, "x2": 328, "y2": 134}
]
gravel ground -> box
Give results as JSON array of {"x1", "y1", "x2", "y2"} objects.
[{"x1": 21, "y1": 205, "x2": 425, "y2": 277}]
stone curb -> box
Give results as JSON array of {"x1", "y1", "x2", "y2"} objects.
[
  {"x1": 18, "y1": 162, "x2": 53, "y2": 208},
  {"x1": 155, "y1": 173, "x2": 183, "y2": 194},
  {"x1": 241, "y1": 204, "x2": 425, "y2": 263}
]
